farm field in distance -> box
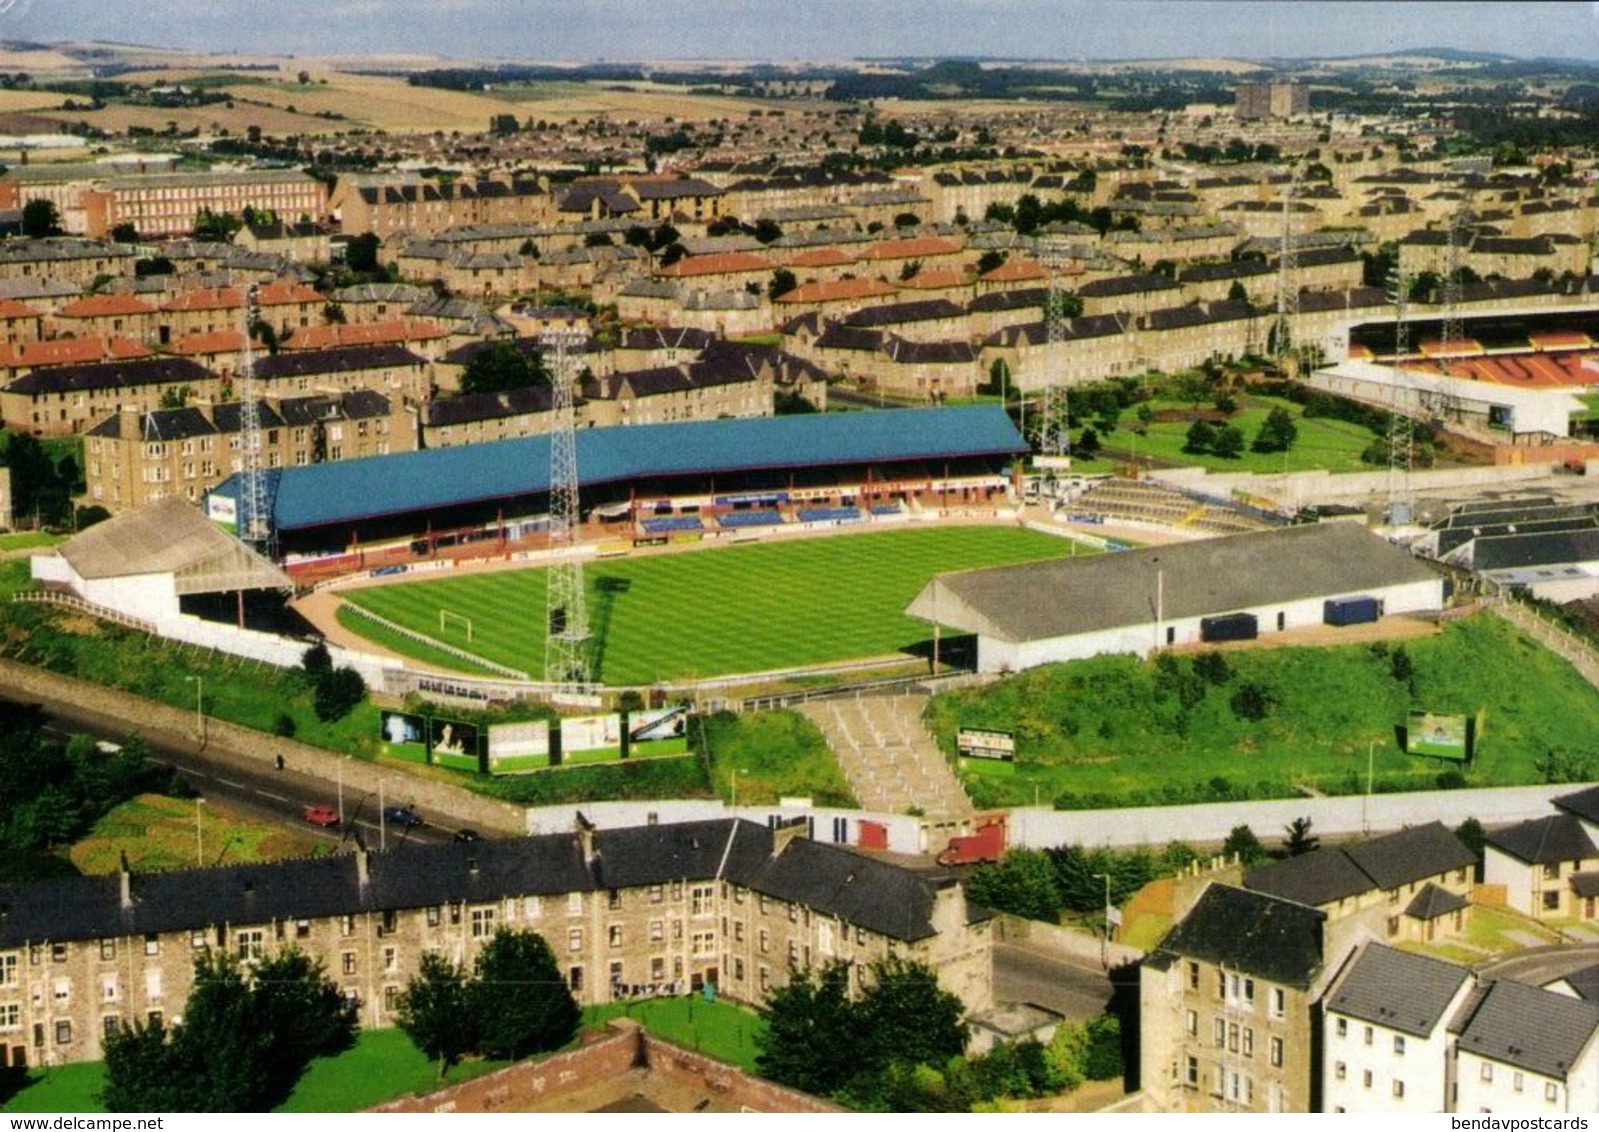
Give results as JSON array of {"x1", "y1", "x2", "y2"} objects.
[
  {"x1": 928, "y1": 613, "x2": 1599, "y2": 810},
  {"x1": 337, "y1": 526, "x2": 1083, "y2": 685}
]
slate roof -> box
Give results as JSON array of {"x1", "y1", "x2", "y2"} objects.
[
  {"x1": 221, "y1": 404, "x2": 1026, "y2": 533},
  {"x1": 1555, "y1": 963, "x2": 1599, "y2": 1003},
  {"x1": 908, "y1": 522, "x2": 1440, "y2": 645},
  {"x1": 1148, "y1": 884, "x2": 1325, "y2": 989},
  {"x1": 255, "y1": 344, "x2": 425, "y2": 379},
  {"x1": 1485, "y1": 814, "x2": 1599, "y2": 865},
  {"x1": 1553, "y1": 784, "x2": 1599, "y2": 825},
  {"x1": 6, "y1": 356, "x2": 210, "y2": 395},
  {"x1": 1245, "y1": 847, "x2": 1375, "y2": 907},
  {"x1": 1407, "y1": 882, "x2": 1468, "y2": 919},
  {"x1": 1453, "y1": 978, "x2": 1599, "y2": 1081},
  {"x1": 1326, "y1": 943, "x2": 1472, "y2": 1037},
  {"x1": 427, "y1": 386, "x2": 555, "y2": 427},
  {"x1": 1343, "y1": 822, "x2": 1477, "y2": 890},
  {"x1": 843, "y1": 299, "x2": 966, "y2": 328},
  {"x1": 0, "y1": 819, "x2": 951, "y2": 948}
]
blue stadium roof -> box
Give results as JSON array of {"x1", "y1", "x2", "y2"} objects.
[{"x1": 213, "y1": 405, "x2": 1026, "y2": 533}]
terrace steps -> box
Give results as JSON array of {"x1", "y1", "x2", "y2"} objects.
[{"x1": 799, "y1": 694, "x2": 972, "y2": 819}]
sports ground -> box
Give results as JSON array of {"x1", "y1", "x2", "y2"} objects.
[{"x1": 335, "y1": 526, "x2": 1082, "y2": 685}]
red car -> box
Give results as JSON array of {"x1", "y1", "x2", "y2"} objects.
[{"x1": 304, "y1": 804, "x2": 340, "y2": 828}]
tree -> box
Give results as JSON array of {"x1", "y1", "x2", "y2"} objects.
[
  {"x1": 1183, "y1": 419, "x2": 1217, "y2": 454},
  {"x1": 1226, "y1": 279, "x2": 1250, "y2": 304},
  {"x1": 857, "y1": 956, "x2": 967, "y2": 1073},
  {"x1": 976, "y1": 249, "x2": 1006, "y2": 276},
  {"x1": 1212, "y1": 424, "x2": 1246, "y2": 459},
  {"x1": 756, "y1": 961, "x2": 859, "y2": 1096},
  {"x1": 1076, "y1": 427, "x2": 1101, "y2": 459},
  {"x1": 966, "y1": 849, "x2": 1062, "y2": 922},
  {"x1": 1283, "y1": 816, "x2": 1319, "y2": 857},
  {"x1": 768, "y1": 267, "x2": 797, "y2": 301},
  {"x1": 313, "y1": 666, "x2": 366, "y2": 722},
  {"x1": 467, "y1": 929, "x2": 580, "y2": 1061},
  {"x1": 345, "y1": 231, "x2": 381, "y2": 273},
  {"x1": 460, "y1": 340, "x2": 548, "y2": 396},
  {"x1": 20, "y1": 199, "x2": 61, "y2": 238},
  {"x1": 1223, "y1": 823, "x2": 1267, "y2": 866},
  {"x1": 752, "y1": 218, "x2": 783, "y2": 245},
  {"x1": 101, "y1": 1017, "x2": 191, "y2": 1112},
  {"x1": 1252, "y1": 406, "x2": 1298, "y2": 454},
  {"x1": 251, "y1": 950, "x2": 356, "y2": 1098},
  {"x1": 489, "y1": 113, "x2": 521, "y2": 136},
  {"x1": 193, "y1": 208, "x2": 242, "y2": 243},
  {"x1": 302, "y1": 640, "x2": 333, "y2": 681},
  {"x1": 1454, "y1": 816, "x2": 1486, "y2": 864},
  {"x1": 397, "y1": 952, "x2": 476, "y2": 1078},
  {"x1": 110, "y1": 222, "x2": 140, "y2": 243}
]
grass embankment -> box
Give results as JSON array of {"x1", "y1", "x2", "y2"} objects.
[
  {"x1": 69, "y1": 794, "x2": 322, "y2": 875},
  {"x1": 701, "y1": 709, "x2": 857, "y2": 808},
  {"x1": 339, "y1": 527, "x2": 1077, "y2": 684},
  {"x1": 1104, "y1": 395, "x2": 1381, "y2": 474},
  {"x1": 584, "y1": 998, "x2": 765, "y2": 1074},
  {"x1": 930, "y1": 613, "x2": 1599, "y2": 809}
]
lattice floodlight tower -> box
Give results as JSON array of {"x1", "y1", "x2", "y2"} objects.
[
  {"x1": 542, "y1": 325, "x2": 591, "y2": 691},
  {"x1": 1035, "y1": 235, "x2": 1073, "y2": 470},
  {"x1": 1384, "y1": 265, "x2": 1416, "y2": 523},
  {"x1": 237, "y1": 284, "x2": 271, "y2": 550}
]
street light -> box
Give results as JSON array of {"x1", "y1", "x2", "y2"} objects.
[
  {"x1": 1092, "y1": 872, "x2": 1112, "y2": 968},
  {"x1": 184, "y1": 674, "x2": 204, "y2": 745},
  {"x1": 195, "y1": 797, "x2": 206, "y2": 868}
]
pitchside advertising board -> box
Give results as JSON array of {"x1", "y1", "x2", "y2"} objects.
[
  {"x1": 430, "y1": 717, "x2": 482, "y2": 772},
  {"x1": 487, "y1": 719, "x2": 551, "y2": 774},
  {"x1": 628, "y1": 706, "x2": 690, "y2": 755},
  {"x1": 958, "y1": 727, "x2": 1015, "y2": 761},
  {"x1": 205, "y1": 493, "x2": 238, "y2": 534},
  {"x1": 379, "y1": 710, "x2": 429, "y2": 765},
  {"x1": 1404, "y1": 709, "x2": 1480, "y2": 762},
  {"x1": 377, "y1": 711, "x2": 483, "y2": 770}
]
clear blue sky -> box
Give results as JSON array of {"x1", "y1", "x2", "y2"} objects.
[{"x1": 6, "y1": 1, "x2": 1599, "y2": 63}]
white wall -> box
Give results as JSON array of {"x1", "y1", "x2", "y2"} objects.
[
  {"x1": 1484, "y1": 849, "x2": 1537, "y2": 917},
  {"x1": 1323, "y1": 1005, "x2": 1465, "y2": 1113},
  {"x1": 1454, "y1": 1051, "x2": 1588, "y2": 1114},
  {"x1": 81, "y1": 572, "x2": 180, "y2": 621}
]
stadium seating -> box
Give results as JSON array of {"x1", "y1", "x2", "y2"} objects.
[
  {"x1": 798, "y1": 695, "x2": 971, "y2": 818},
  {"x1": 798, "y1": 506, "x2": 862, "y2": 524},
  {"x1": 640, "y1": 515, "x2": 705, "y2": 534},
  {"x1": 716, "y1": 509, "x2": 787, "y2": 529},
  {"x1": 869, "y1": 504, "x2": 903, "y2": 517}
]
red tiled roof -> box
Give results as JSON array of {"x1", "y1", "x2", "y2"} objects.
[
  {"x1": 775, "y1": 278, "x2": 899, "y2": 304},
  {"x1": 283, "y1": 319, "x2": 447, "y2": 351},
  {"x1": 256, "y1": 279, "x2": 323, "y2": 306},
  {"x1": 657, "y1": 252, "x2": 773, "y2": 279},
  {"x1": 861, "y1": 236, "x2": 962, "y2": 261},
  {"x1": 980, "y1": 258, "x2": 1048, "y2": 283},
  {"x1": 790, "y1": 248, "x2": 856, "y2": 268},
  {"x1": 1530, "y1": 331, "x2": 1592, "y2": 350},
  {"x1": 56, "y1": 294, "x2": 156, "y2": 318},
  {"x1": 0, "y1": 299, "x2": 42, "y2": 320},
  {"x1": 0, "y1": 335, "x2": 151, "y2": 369},
  {"x1": 896, "y1": 268, "x2": 968, "y2": 291},
  {"x1": 165, "y1": 329, "x2": 246, "y2": 356},
  {"x1": 162, "y1": 286, "x2": 243, "y2": 313}
]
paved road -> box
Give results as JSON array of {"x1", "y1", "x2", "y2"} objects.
[
  {"x1": 994, "y1": 940, "x2": 1115, "y2": 1020},
  {"x1": 23, "y1": 695, "x2": 459, "y2": 851},
  {"x1": 1475, "y1": 942, "x2": 1599, "y2": 988}
]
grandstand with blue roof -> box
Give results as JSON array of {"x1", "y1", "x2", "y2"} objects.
[{"x1": 207, "y1": 405, "x2": 1027, "y2": 572}]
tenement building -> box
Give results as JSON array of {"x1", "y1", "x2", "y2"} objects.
[{"x1": 0, "y1": 818, "x2": 992, "y2": 1068}]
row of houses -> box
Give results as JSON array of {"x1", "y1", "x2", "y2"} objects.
[
  {"x1": 1142, "y1": 791, "x2": 1599, "y2": 1113},
  {"x1": 0, "y1": 817, "x2": 993, "y2": 1069}
]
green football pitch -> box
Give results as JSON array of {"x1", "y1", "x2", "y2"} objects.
[{"x1": 337, "y1": 526, "x2": 1084, "y2": 685}]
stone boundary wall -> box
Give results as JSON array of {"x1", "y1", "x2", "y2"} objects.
[
  {"x1": 368, "y1": 1020, "x2": 840, "y2": 1114},
  {"x1": 0, "y1": 657, "x2": 524, "y2": 834},
  {"x1": 992, "y1": 912, "x2": 1144, "y2": 968}
]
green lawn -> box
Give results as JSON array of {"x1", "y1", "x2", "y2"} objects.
[
  {"x1": 0, "y1": 531, "x2": 63, "y2": 552},
  {"x1": 1, "y1": 1062, "x2": 105, "y2": 1113},
  {"x1": 930, "y1": 613, "x2": 1599, "y2": 809},
  {"x1": 278, "y1": 1028, "x2": 508, "y2": 1113},
  {"x1": 1099, "y1": 395, "x2": 1381, "y2": 474},
  {"x1": 70, "y1": 794, "x2": 322, "y2": 875},
  {"x1": 340, "y1": 527, "x2": 1078, "y2": 684},
  {"x1": 701, "y1": 709, "x2": 857, "y2": 808},
  {"x1": 584, "y1": 997, "x2": 765, "y2": 1074}
]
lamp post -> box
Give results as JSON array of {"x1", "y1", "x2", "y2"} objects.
[
  {"x1": 185, "y1": 674, "x2": 204, "y2": 745},
  {"x1": 1092, "y1": 872, "x2": 1111, "y2": 968},
  {"x1": 1364, "y1": 739, "x2": 1378, "y2": 835},
  {"x1": 195, "y1": 797, "x2": 206, "y2": 868}
]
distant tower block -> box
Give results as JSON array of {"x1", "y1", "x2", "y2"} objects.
[
  {"x1": 542, "y1": 325, "x2": 591, "y2": 691},
  {"x1": 1235, "y1": 82, "x2": 1308, "y2": 120}
]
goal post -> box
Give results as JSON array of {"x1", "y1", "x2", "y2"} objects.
[{"x1": 439, "y1": 609, "x2": 473, "y2": 643}]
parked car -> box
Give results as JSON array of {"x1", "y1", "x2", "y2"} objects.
[
  {"x1": 383, "y1": 805, "x2": 423, "y2": 828},
  {"x1": 453, "y1": 828, "x2": 480, "y2": 843},
  {"x1": 304, "y1": 804, "x2": 340, "y2": 828}
]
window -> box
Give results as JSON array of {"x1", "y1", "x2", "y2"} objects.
[
  {"x1": 1364, "y1": 1025, "x2": 1374, "y2": 1046},
  {"x1": 568, "y1": 929, "x2": 583, "y2": 954},
  {"x1": 733, "y1": 957, "x2": 744, "y2": 981},
  {"x1": 568, "y1": 892, "x2": 583, "y2": 916},
  {"x1": 384, "y1": 986, "x2": 399, "y2": 1014},
  {"x1": 379, "y1": 910, "x2": 397, "y2": 936},
  {"x1": 759, "y1": 929, "x2": 769, "y2": 955},
  {"x1": 0, "y1": 1004, "x2": 18, "y2": 1032},
  {"x1": 524, "y1": 896, "x2": 541, "y2": 919},
  {"x1": 1543, "y1": 863, "x2": 1560, "y2": 881},
  {"x1": 54, "y1": 1021, "x2": 71, "y2": 1046},
  {"x1": 1214, "y1": 1018, "x2": 1225, "y2": 1049},
  {"x1": 1393, "y1": 1080, "x2": 1405, "y2": 1099},
  {"x1": 340, "y1": 915, "x2": 355, "y2": 937},
  {"x1": 236, "y1": 929, "x2": 265, "y2": 961},
  {"x1": 649, "y1": 885, "x2": 663, "y2": 904},
  {"x1": 609, "y1": 925, "x2": 623, "y2": 949},
  {"x1": 102, "y1": 974, "x2": 119, "y2": 1002},
  {"x1": 1546, "y1": 1083, "x2": 1558, "y2": 1102},
  {"x1": 693, "y1": 932, "x2": 716, "y2": 958},
  {"x1": 1543, "y1": 891, "x2": 1561, "y2": 911},
  {"x1": 100, "y1": 940, "x2": 115, "y2": 961},
  {"x1": 1185, "y1": 1009, "x2": 1198, "y2": 1037},
  {"x1": 53, "y1": 980, "x2": 69, "y2": 1005},
  {"x1": 733, "y1": 921, "x2": 744, "y2": 943},
  {"x1": 1335, "y1": 1061, "x2": 1346, "y2": 1081},
  {"x1": 1270, "y1": 1037, "x2": 1283, "y2": 1068},
  {"x1": 471, "y1": 907, "x2": 496, "y2": 939},
  {"x1": 1362, "y1": 1069, "x2": 1373, "y2": 1088},
  {"x1": 1394, "y1": 1035, "x2": 1406, "y2": 1056},
  {"x1": 0, "y1": 956, "x2": 15, "y2": 987},
  {"x1": 649, "y1": 920, "x2": 664, "y2": 943},
  {"x1": 569, "y1": 967, "x2": 583, "y2": 991},
  {"x1": 1270, "y1": 988, "x2": 1285, "y2": 1019},
  {"x1": 296, "y1": 921, "x2": 310, "y2": 940},
  {"x1": 426, "y1": 906, "x2": 440, "y2": 928},
  {"x1": 342, "y1": 952, "x2": 357, "y2": 975},
  {"x1": 145, "y1": 970, "x2": 161, "y2": 1000},
  {"x1": 383, "y1": 948, "x2": 397, "y2": 972},
  {"x1": 608, "y1": 890, "x2": 622, "y2": 911},
  {"x1": 1184, "y1": 1055, "x2": 1198, "y2": 1087},
  {"x1": 1336, "y1": 1017, "x2": 1347, "y2": 1038},
  {"x1": 689, "y1": 885, "x2": 718, "y2": 917},
  {"x1": 50, "y1": 944, "x2": 67, "y2": 964},
  {"x1": 1242, "y1": 1027, "x2": 1253, "y2": 1058},
  {"x1": 1513, "y1": 1072, "x2": 1523, "y2": 1093},
  {"x1": 1481, "y1": 1063, "x2": 1493, "y2": 1083}
]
